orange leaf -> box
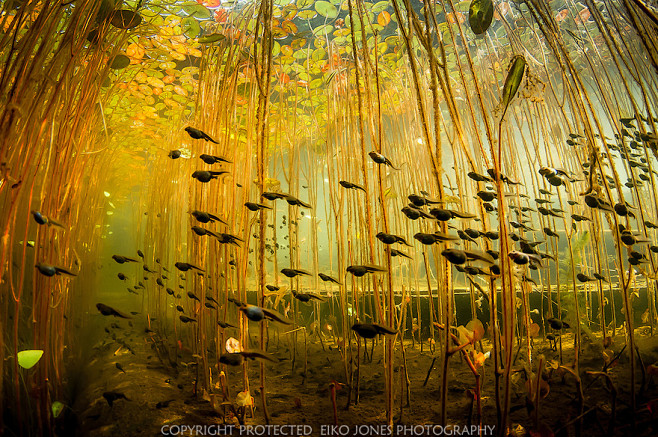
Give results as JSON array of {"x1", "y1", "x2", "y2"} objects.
[
  {"x1": 126, "y1": 43, "x2": 145, "y2": 60},
  {"x1": 214, "y1": 9, "x2": 227, "y2": 23},
  {"x1": 377, "y1": 11, "x2": 391, "y2": 27},
  {"x1": 281, "y1": 20, "x2": 298, "y2": 34}
]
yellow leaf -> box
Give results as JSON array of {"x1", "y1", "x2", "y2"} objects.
[
  {"x1": 147, "y1": 77, "x2": 165, "y2": 88},
  {"x1": 173, "y1": 85, "x2": 188, "y2": 96}
]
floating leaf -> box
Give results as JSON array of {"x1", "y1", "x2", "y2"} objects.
[
  {"x1": 181, "y1": 17, "x2": 201, "y2": 38},
  {"x1": 17, "y1": 350, "x2": 43, "y2": 369},
  {"x1": 183, "y1": 5, "x2": 212, "y2": 19},
  {"x1": 110, "y1": 10, "x2": 142, "y2": 29},
  {"x1": 499, "y1": 55, "x2": 526, "y2": 120},
  {"x1": 312, "y1": 24, "x2": 334, "y2": 36},
  {"x1": 51, "y1": 401, "x2": 65, "y2": 418},
  {"x1": 214, "y1": 8, "x2": 228, "y2": 23},
  {"x1": 298, "y1": 10, "x2": 317, "y2": 19},
  {"x1": 138, "y1": 84, "x2": 153, "y2": 95},
  {"x1": 456, "y1": 0, "x2": 472, "y2": 12},
  {"x1": 311, "y1": 47, "x2": 326, "y2": 61},
  {"x1": 315, "y1": 1, "x2": 338, "y2": 18},
  {"x1": 126, "y1": 43, "x2": 145, "y2": 60},
  {"x1": 198, "y1": 33, "x2": 226, "y2": 44},
  {"x1": 109, "y1": 54, "x2": 130, "y2": 70},
  {"x1": 87, "y1": 28, "x2": 101, "y2": 44},
  {"x1": 173, "y1": 85, "x2": 188, "y2": 96},
  {"x1": 147, "y1": 77, "x2": 165, "y2": 88},
  {"x1": 469, "y1": 0, "x2": 494, "y2": 34},
  {"x1": 377, "y1": 11, "x2": 391, "y2": 26},
  {"x1": 182, "y1": 66, "x2": 199, "y2": 76},
  {"x1": 283, "y1": 4, "x2": 298, "y2": 20},
  {"x1": 281, "y1": 20, "x2": 298, "y2": 34},
  {"x1": 297, "y1": 0, "x2": 314, "y2": 8},
  {"x1": 272, "y1": 27, "x2": 289, "y2": 40},
  {"x1": 372, "y1": 1, "x2": 389, "y2": 13}
]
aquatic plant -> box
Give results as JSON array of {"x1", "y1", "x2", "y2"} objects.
[{"x1": 2, "y1": 0, "x2": 658, "y2": 435}]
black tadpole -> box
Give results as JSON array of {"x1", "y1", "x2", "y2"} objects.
[
  {"x1": 192, "y1": 170, "x2": 227, "y2": 183},
  {"x1": 185, "y1": 126, "x2": 218, "y2": 143},
  {"x1": 368, "y1": 151, "x2": 399, "y2": 169},
  {"x1": 351, "y1": 323, "x2": 397, "y2": 338},
  {"x1": 318, "y1": 273, "x2": 341, "y2": 284},
  {"x1": 339, "y1": 180, "x2": 366, "y2": 192}
]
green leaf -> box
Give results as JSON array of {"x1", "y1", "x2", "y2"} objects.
[
  {"x1": 181, "y1": 17, "x2": 201, "y2": 38},
  {"x1": 312, "y1": 24, "x2": 334, "y2": 36},
  {"x1": 297, "y1": 0, "x2": 314, "y2": 8},
  {"x1": 310, "y1": 78, "x2": 323, "y2": 89},
  {"x1": 372, "y1": 1, "x2": 389, "y2": 14},
  {"x1": 298, "y1": 10, "x2": 317, "y2": 19},
  {"x1": 109, "y1": 54, "x2": 131, "y2": 70},
  {"x1": 18, "y1": 350, "x2": 44, "y2": 369},
  {"x1": 110, "y1": 10, "x2": 142, "y2": 29},
  {"x1": 469, "y1": 0, "x2": 494, "y2": 35},
  {"x1": 198, "y1": 33, "x2": 225, "y2": 44},
  {"x1": 315, "y1": 1, "x2": 338, "y2": 18},
  {"x1": 183, "y1": 5, "x2": 212, "y2": 19},
  {"x1": 51, "y1": 401, "x2": 65, "y2": 418},
  {"x1": 499, "y1": 55, "x2": 526, "y2": 120},
  {"x1": 311, "y1": 47, "x2": 327, "y2": 62},
  {"x1": 455, "y1": 0, "x2": 471, "y2": 12}
]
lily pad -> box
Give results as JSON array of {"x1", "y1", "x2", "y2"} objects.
[
  {"x1": 183, "y1": 5, "x2": 212, "y2": 19},
  {"x1": 281, "y1": 20, "x2": 298, "y2": 34},
  {"x1": 198, "y1": 33, "x2": 226, "y2": 44},
  {"x1": 87, "y1": 28, "x2": 101, "y2": 44},
  {"x1": 468, "y1": 0, "x2": 493, "y2": 35},
  {"x1": 312, "y1": 24, "x2": 334, "y2": 36},
  {"x1": 297, "y1": 0, "x2": 314, "y2": 8},
  {"x1": 272, "y1": 27, "x2": 289, "y2": 40},
  {"x1": 181, "y1": 17, "x2": 201, "y2": 38},
  {"x1": 298, "y1": 10, "x2": 317, "y2": 19},
  {"x1": 110, "y1": 10, "x2": 142, "y2": 29},
  {"x1": 377, "y1": 11, "x2": 391, "y2": 26},
  {"x1": 17, "y1": 350, "x2": 44, "y2": 369},
  {"x1": 109, "y1": 54, "x2": 131, "y2": 70},
  {"x1": 372, "y1": 1, "x2": 389, "y2": 14},
  {"x1": 315, "y1": 1, "x2": 338, "y2": 18}
]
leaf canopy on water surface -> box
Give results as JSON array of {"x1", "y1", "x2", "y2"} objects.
[{"x1": 38, "y1": 0, "x2": 603, "y2": 155}]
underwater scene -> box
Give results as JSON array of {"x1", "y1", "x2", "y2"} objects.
[{"x1": 2, "y1": 0, "x2": 658, "y2": 435}]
